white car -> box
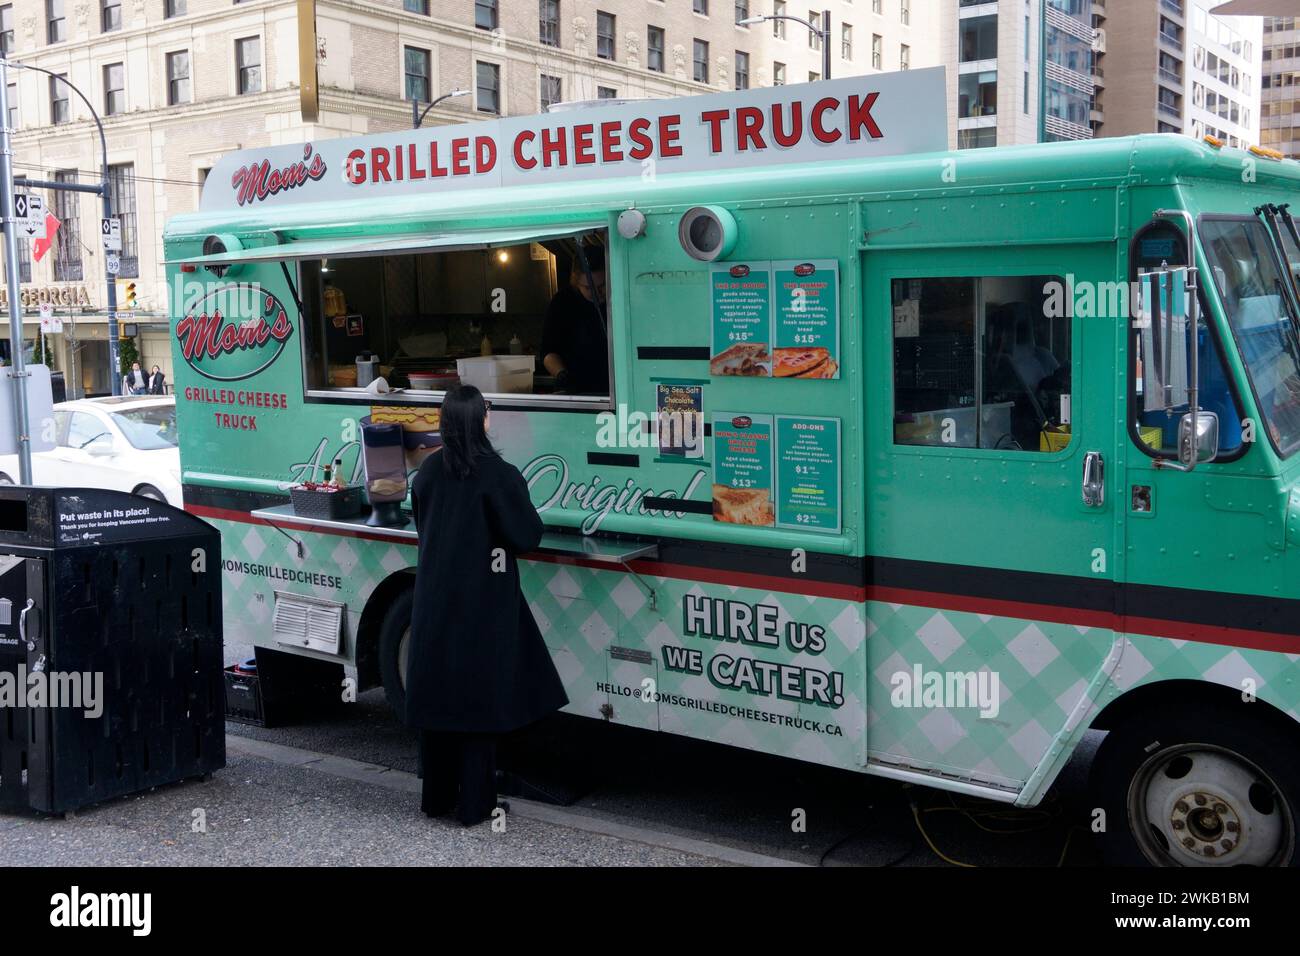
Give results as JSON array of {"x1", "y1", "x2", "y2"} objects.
[{"x1": 0, "y1": 396, "x2": 182, "y2": 506}]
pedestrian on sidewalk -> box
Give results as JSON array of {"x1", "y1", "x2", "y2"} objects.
[{"x1": 405, "y1": 384, "x2": 568, "y2": 825}]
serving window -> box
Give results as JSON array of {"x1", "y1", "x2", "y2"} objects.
[{"x1": 298, "y1": 227, "x2": 612, "y2": 406}]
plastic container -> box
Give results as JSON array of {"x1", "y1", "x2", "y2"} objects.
[
  {"x1": 356, "y1": 352, "x2": 380, "y2": 387},
  {"x1": 456, "y1": 355, "x2": 534, "y2": 394}
]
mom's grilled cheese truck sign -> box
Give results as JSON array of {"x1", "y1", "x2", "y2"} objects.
[{"x1": 203, "y1": 68, "x2": 947, "y2": 210}]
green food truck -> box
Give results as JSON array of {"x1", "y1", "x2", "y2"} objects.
[{"x1": 164, "y1": 67, "x2": 1300, "y2": 867}]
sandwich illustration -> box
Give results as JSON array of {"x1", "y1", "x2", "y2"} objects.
[
  {"x1": 773, "y1": 346, "x2": 837, "y2": 379},
  {"x1": 710, "y1": 342, "x2": 771, "y2": 377},
  {"x1": 712, "y1": 484, "x2": 774, "y2": 526}
]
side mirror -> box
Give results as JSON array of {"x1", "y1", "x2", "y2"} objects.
[
  {"x1": 86, "y1": 438, "x2": 116, "y2": 457},
  {"x1": 1178, "y1": 411, "x2": 1219, "y2": 467}
]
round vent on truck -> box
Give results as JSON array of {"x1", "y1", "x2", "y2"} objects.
[
  {"x1": 201, "y1": 233, "x2": 244, "y2": 278},
  {"x1": 678, "y1": 206, "x2": 738, "y2": 262}
]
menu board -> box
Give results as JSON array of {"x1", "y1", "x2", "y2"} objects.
[
  {"x1": 656, "y1": 382, "x2": 705, "y2": 459},
  {"x1": 709, "y1": 263, "x2": 772, "y2": 378},
  {"x1": 775, "y1": 416, "x2": 841, "y2": 533},
  {"x1": 711, "y1": 412, "x2": 775, "y2": 527},
  {"x1": 773, "y1": 260, "x2": 840, "y2": 379},
  {"x1": 709, "y1": 260, "x2": 839, "y2": 379}
]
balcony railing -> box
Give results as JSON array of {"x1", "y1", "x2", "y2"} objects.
[
  {"x1": 1159, "y1": 68, "x2": 1182, "y2": 85},
  {"x1": 1157, "y1": 101, "x2": 1182, "y2": 118}
]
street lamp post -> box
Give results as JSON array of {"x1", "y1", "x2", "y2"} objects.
[
  {"x1": 740, "y1": 9, "x2": 832, "y2": 81},
  {"x1": 1, "y1": 59, "x2": 121, "y2": 399},
  {"x1": 412, "y1": 89, "x2": 470, "y2": 129}
]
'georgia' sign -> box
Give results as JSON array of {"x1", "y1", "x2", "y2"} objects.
[
  {"x1": 200, "y1": 68, "x2": 948, "y2": 210},
  {"x1": 176, "y1": 284, "x2": 294, "y2": 382}
]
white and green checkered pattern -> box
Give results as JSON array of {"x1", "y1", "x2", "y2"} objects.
[{"x1": 217, "y1": 519, "x2": 1300, "y2": 803}]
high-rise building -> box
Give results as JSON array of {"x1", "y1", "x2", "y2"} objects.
[
  {"x1": 0, "y1": 0, "x2": 937, "y2": 396},
  {"x1": 1261, "y1": 15, "x2": 1298, "y2": 157},
  {"x1": 945, "y1": 0, "x2": 1098, "y2": 150},
  {"x1": 1101, "y1": 0, "x2": 1260, "y2": 148}
]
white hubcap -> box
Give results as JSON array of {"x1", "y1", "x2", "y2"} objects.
[{"x1": 1130, "y1": 744, "x2": 1292, "y2": 866}]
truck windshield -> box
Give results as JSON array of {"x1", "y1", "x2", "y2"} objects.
[{"x1": 1200, "y1": 217, "x2": 1300, "y2": 457}]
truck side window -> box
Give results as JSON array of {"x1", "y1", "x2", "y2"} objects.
[
  {"x1": 1129, "y1": 222, "x2": 1245, "y2": 458},
  {"x1": 893, "y1": 275, "x2": 1070, "y2": 451}
]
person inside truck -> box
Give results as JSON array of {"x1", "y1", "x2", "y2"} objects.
[
  {"x1": 987, "y1": 303, "x2": 1069, "y2": 448},
  {"x1": 541, "y1": 244, "x2": 609, "y2": 395}
]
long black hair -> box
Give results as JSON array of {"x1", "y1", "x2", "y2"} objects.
[{"x1": 439, "y1": 384, "x2": 498, "y2": 478}]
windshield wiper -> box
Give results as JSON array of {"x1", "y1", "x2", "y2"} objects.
[{"x1": 1255, "y1": 203, "x2": 1300, "y2": 334}]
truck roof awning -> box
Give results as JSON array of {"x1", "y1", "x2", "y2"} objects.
[{"x1": 168, "y1": 224, "x2": 600, "y2": 266}]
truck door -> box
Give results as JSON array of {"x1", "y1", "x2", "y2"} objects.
[{"x1": 862, "y1": 242, "x2": 1119, "y2": 794}]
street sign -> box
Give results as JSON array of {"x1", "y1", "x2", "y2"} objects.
[
  {"x1": 14, "y1": 193, "x2": 46, "y2": 240},
  {"x1": 101, "y1": 217, "x2": 121, "y2": 251},
  {"x1": 38, "y1": 302, "x2": 62, "y2": 334},
  {"x1": 106, "y1": 253, "x2": 120, "y2": 275}
]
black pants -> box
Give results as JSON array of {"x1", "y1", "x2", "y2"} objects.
[{"x1": 419, "y1": 731, "x2": 498, "y2": 825}]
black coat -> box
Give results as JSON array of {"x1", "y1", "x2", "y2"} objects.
[
  {"x1": 148, "y1": 372, "x2": 166, "y2": 395},
  {"x1": 404, "y1": 451, "x2": 568, "y2": 733}
]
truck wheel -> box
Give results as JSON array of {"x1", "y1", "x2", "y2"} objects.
[
  {"x1": 134, "y1": 484, "x2": 165, "y2": 501},
  {"x1": 1090, "y1": 703, "x2": 1299, "y2": 866},
  {"x1": 378, "y1": 588, "x2": 414, "y2": 717}
]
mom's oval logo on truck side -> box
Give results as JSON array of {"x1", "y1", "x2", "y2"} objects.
[
  {"x1": 729, "y1": 265, "x2": 751, "y2": 278},
  {"x1": 175, "y1": 284, "x2": 294, "y2": 382},
  {"x1": 793, "y1": 262, "x2": 817, "y2": 277},
  {"x1": 731, "y1": 416, "x2": 753, "y2": 428}
]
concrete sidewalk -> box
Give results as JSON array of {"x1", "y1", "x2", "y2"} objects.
[{"x1": 0, "y1": 737, "x2": 743, "y2": 867}]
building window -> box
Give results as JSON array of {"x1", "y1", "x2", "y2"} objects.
[
  {"x1": 53, "y1": 170, "x2": 80, "y2": 281},
  {"x1": 901, "y1": 0, "x2": 909, "y2": 25},
  {"x1": 540, "y1": 74, "x2": 561, "y2": 110},
  {"x1": 900, "y1": 43, "x2": 909, "y2": 70},
  {"x1": 735, "y1": 50, "x2": 749, "y2": 89},
  {"x1": 101, "y1": 0, "x2": 120, "y2": 32},
  {"x1": 47, "y1": 0, "x2": 64, "y2": 43},
  {"x1": 773, "y1": 0, "x2": 786, "y2": 38},
  {"x1": 404, "y1": 46, "x2": 430, "y2": 102},
  {"x1": 958, "y1": 70, "x2": 996, "y2": 117},
  {"x1": 647, "y1": 26, "x2": 665, "y2": 72},
  {"x1": 0, "y1": 5, "x2": 13, "y2": 56},
  {"x1": 809, "y1": 70, "x2": 819, "y2": 82},
  {"x1": 403, "y1": 0, "x2": 428, "y2": 13},
  {"x1": 166, "y1": 51, "x2": 191, "y2": 106},
  {"x1": 107, "y1": 164, "x2": 138, "y2": 278},
  {"x1": 103, "y1": 62, "x2": 125, "y2": 115},
  {"x1": 165, "y1": 0, "x2": 185, "y2": 17},
  {"x1": 960, "y1": 15, "x2": 997, "y2": 62},
  {"x1": 809, "y1": 10, "x2": 821, "y2": 49},
  {"x1": 773, "y1": 61, "x2": 785, "y2": 86},
  {"x1": 236, "y1": 37, "x2": 262, "y2": 95},
  {"x1": 844, "y1": 25, "x2": 854, "y2": 60},
  {"x1": 50, "y1": 74, "x2": 69, "y2": 123},
  {"x1": 596, "y1": 11, "x2": 615, "y2": 59},
  {"x1": 694, "y1": 39, "x2": 709, "y2": 83},
  {"x1": 5, "y1": 83, "x2": 15, "y2": 131},
  {"x1": 476, "y1": 61, "x2": 500, "y2": 113},
  {"x1": 597, "y1": 86, "x2": 617, "y2": 99},
  {"x1": 694, "y1": 0, "x2": 707, "y2": 13},
  {"x1": 16, "y1": 239, "x2": 30, "y2": 284},
  {"x1": 539, "y1": 0, "x2": 559, "y2": 47},
  {"x1": 958, "y1": 126, "x2": 996, "y2": 149},
  {"x1": 892, "y1": 275, "x2": 1071, "y2": 451},
  {"x1": 873, "y1": 0, "x2": 882, "y2": 12},
  {"x1": 735, "y1": 0, "x2": 748, "y2": 25},
  {"x1": 475, "y1": 0, "x2": 497, "y2": 30}
]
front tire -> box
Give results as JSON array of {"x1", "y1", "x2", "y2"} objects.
[
  {"x1": 378, "y1": 588, "x2": 414, "y2": 717},
  {"x1": 1090, "y1": 702, "x2": 1299, "y2": 866}
]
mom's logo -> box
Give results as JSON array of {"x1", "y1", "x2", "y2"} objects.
[{"x1": 176, "y1": 284, "x2": 294, "y2": 382}]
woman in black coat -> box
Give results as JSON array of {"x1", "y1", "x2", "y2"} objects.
[{"x1": 405, "y1": 385, "x2": 568, "y2": 825}]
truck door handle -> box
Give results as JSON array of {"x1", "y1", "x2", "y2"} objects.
[
  {"x1": 1082, "y1": 451, "x2": 1105, "y2": 508},
  {"x1": 18, "y1": 598, "x2": 35, "y2": 651}
]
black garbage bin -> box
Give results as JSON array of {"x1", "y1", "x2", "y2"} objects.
[{"x1": 0, "y1": 487, "x2": 224, "y2": 814}]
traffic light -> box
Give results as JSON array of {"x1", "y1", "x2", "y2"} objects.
[{"x1": 116, "y1": 279, "x2": 137, "y2": 313}]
